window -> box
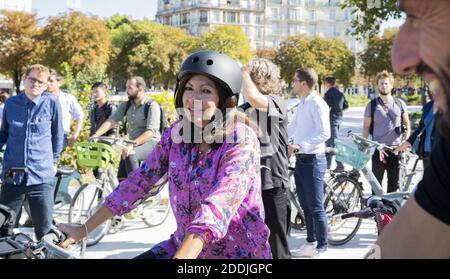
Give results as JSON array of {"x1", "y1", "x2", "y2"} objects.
[
  {"x1": 289, "y1": 9, "x2": 299, "y2": 20},
  {"x1": 270, "y1": 0, "x2": 282, "y2": 4},
  {"x1": 257, "y1": 28, "x2": 263, "y2": 39},
  {"x1": 329, "y1": 9, "x2": 335, "y2": 20},
  {"x1": 271, "y1": 8, "x2": 279, "y2": 19},
  {"x1": 242, "y1": 12, "x2": 250, "y2": 24},
  {"x1": 225, "y1": 12, "x2": 238, "y2": 23},
  {"x1": 256, "y1": 15, "x2": 261, "y2": 24},
  {"x1": 272, "y1": 23, "x2": 279, "y2": 35},
  {"x1": 213, "y1": 11, "x2": 220, "y2": 22},
  {"x1": 328, "y1": 24, "x2": 336, "y2": 36},
  {"x1": 180, "y1": 13, "x2": 190, "y2": 25},
  {"x1": 307, "y1": 0, "x2": 315, "y2": 7},
  {"x1": 200, "y1": 10, "x2": 208, "y2": 23},
  {"x1": 289, "y1": 24, "x2": 299, "y2": 35},
  {"x1": 310, "y1": 10, "x2": 316, "y2": 20},
  {"x1": 309, "y1": 23, "x2": 316, "y2": 36}
]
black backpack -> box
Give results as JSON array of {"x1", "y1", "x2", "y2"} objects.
[
  {"x1": 369, "y1": 97, "x2": 405, "y2": 136},
  {"x1": 119, "y1": 99, "x2": 169, "y2": 136}
]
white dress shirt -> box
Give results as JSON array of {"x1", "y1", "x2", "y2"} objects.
[
  {"x1": 57, "y1": 91, "x2": 84, "y2": 134},
  {"x1": 287, "y1": 91, "x2": 330, "y2": 154}
]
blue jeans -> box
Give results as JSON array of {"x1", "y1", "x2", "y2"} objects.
[
  {"x1": 326, "y1": 122, "x2": 344, "y2": 169},
  {"x1": 0, "y1": 180, "x2": 54, "y2": 240},
  {"x1": 294, "y1": 153, "x2": 328, "y2": 249}
]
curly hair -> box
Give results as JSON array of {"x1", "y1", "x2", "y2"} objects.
[{"x1": 246, "y1": 58, "x2": 282, "y2": 96}]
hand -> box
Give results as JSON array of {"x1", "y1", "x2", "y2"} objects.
[
  {"x1": 68, "y1": 134, "x2": 79, "y2": 147},
  {"x1": 57, "y1": 223, "x2": 87, "y2": 249},
  {"x1": 121, "y1": 143, "x2": 135, "y2": 158},
  {"x1": 288, "y1": 144, "x2": 300, "y2": 157},
  {"x1": 393, "y1": 141, "x2": 411, "y2": 155},
  {"x1": 89, "y1": 134, "x2": 99, "y2": 141}
]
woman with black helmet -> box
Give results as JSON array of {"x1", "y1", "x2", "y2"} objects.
[{"x1": 57, "y1": 51, "x2": 271, "y2": 259}]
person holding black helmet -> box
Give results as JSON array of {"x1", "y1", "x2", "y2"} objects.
[{"x1": 57, "y1": 51, "x2": 271, "y2": 259}]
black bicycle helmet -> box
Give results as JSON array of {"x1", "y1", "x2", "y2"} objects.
[{"x1": 175, "y1": 50, "x2": 242, "y2": 102}]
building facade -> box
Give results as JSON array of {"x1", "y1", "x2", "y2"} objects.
[
  {"x1": 156, "y1": 0, "x2": 364, "y2": 52},
  {"x1": 0, "y1": 0, "x2": 32, "y2": 13}
]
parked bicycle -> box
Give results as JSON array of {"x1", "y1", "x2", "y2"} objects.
[
  {"x1": 324, "y1": 131, "x2": 411, "y2": 245},
  {"x1": 69, "y1": 136, "x2": 170, "y2": 247},
  {"x1": 398, "y1": 151, "x2": 422, "y2": 193}
]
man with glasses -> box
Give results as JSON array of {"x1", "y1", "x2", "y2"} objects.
[
  {"x1": 288, "y1": 68, "x2": 330, "y2": 258},
  {"x1": 369, "y1": 0, "x2": 450, "y2": 258},
  {"x1": 0, "y1": 64, "x2": 64, "y2": 240}
]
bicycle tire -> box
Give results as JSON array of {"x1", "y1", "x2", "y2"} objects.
[
  {"x1": 141, "y1": 185, "x2": 171, "y2": 227},
  {"x1": 288, "y1": 171, "x2": 306, "y2": 232},
  {"x1": 68, "y1": 182, "x2": 112, "y2": 247},
  {"x1": 325, "y1": 175, "x2": 363, "y2": 246}
]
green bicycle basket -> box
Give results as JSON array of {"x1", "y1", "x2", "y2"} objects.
[
  {"x1": 75, "y1": 142, "x2": 116, "y2": 170},
  {"x1": 335, "y1": 139, "x2": 372, "y2": 170}
]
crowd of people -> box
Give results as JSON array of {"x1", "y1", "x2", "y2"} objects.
[{"x1": 0, "y1": 0, "x2": 449, "y2": 259}]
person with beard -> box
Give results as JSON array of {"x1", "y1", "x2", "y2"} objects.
[
  {"x1": 57, "y1": 51, "x2": 271, "y2": 259},
  {"x1": 362, "y1": 71, "x2": 411, "y2": 193},
  {"x1": 367, "y1": 0, "x2": 450, "y2": 258},
  {"x1": 91, "y1": 76, "x2": 161, "y2": 179}
]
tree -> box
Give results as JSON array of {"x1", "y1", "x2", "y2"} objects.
[
  {"x1": 275, "y1": 36, "x2": 355, "y2": 91},
  {"x1": 198, "y1": 25, "x2": 252, "y2": 64},
  {"x1": 0, "y1": 10, "x2": 44, "y2": 94},
  {"x1": 255, "y1": 47, "x2": 277, "y2": 62},
  {"x1": 342, "y1": 0, "x2": 401, "y2": 38},
  {"x1": 359, "y1": 29, "x2": 396, "y2": 79},
  {"x1": 109, "y1": 20, "x2": 194, "y2": 90},
  {"x1": 42, "y1": 11, "x2": 111, "y2": 75}
]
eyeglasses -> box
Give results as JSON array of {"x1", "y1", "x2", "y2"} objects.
[{"x1": 27, "y1": 76, "x2": 47, "y2": 87}]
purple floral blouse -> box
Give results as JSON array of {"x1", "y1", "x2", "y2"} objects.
[{"x1": 104, "y1": 121, "x2": 271, "y2": 259}]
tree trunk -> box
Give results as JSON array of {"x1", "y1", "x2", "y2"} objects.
[{"x1": 13, "y1": 70, "x2": 21, "y2": 95}]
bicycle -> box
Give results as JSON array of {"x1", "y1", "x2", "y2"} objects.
[
  {"x1": 69, "y1": 136, "x2": 171, "y2": 247},
  {"x1": 324, "y1": 131, "x2": 410, "y2": 245},
  {"x1": 398, "y1": 151, "x2": 422, "y2": 193},
  {"x1": 0, "y1": 226, "x2": 83, "y2": 259}
]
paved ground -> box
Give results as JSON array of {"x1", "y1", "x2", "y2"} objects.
[{"x1": 18, "y1": 106, "x2": 424, "y2": 259}]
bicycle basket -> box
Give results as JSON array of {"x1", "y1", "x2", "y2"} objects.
[
  {"x1": 335, "y1": 139, "x2": 371, "y2": 170},
  {"x1": 75, "y1": 142, "x2": 116, "y2": 170}
]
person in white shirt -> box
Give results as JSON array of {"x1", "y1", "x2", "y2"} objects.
[
  {"x1": 287, "y1": 68, "x2": 330, "y2": 258},
  {"x1": 47, "y1": 70, "x2": 84, "y2": 150}
]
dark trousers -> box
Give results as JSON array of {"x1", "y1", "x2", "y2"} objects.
[
  {"x1": 0, "y1": 180, "x2": 54, "y2": 240},
  {"x1": 326, "y1": 122, "x2": 344, "y2": 169},
  {"x1": 117, "y1": 140, "x2": 157, "y2": 179},
  {"x1": 372, "y1": 150, "x2": 400, "y2": 193},
  {"x1": 262, "y1": 187, "x2": 291, "y2": 259},
  {"x1": 294, "y1": 153, "x2": 328, "y2": 249}
]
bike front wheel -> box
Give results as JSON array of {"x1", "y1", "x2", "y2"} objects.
[
  {"x1": 325, "y1": 175, "x2": 363, "y2": 246},
  {"x1": 68, "y1": 182, "x2": 112, "y2": 247},
  {"x1": 141, "y1": 185, "x2": 171, "y2": 227}
]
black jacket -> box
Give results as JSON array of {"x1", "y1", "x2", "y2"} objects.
[{"x1": 324, "y1": 87, "x2": 348, "y2": 122}]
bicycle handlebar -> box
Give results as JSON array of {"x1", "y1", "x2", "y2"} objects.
[
  {"x1": 90, "y1": 136, "x2": 137, "y2": 148},
  {"x1": 347, "y1": 130, "x2": 394, "y2": 152}
]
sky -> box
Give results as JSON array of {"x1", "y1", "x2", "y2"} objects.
[{"x1": 32, "y1": 0, "x2": 158, "y2": 20}]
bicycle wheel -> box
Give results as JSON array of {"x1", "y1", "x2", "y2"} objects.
[
  {"x1": 141, "y1": 185, "x2": 171, "y2": 227},
  {"x1": 325, "y1": 175, "x2": 363, "y2": 246},
  {"x1": 54, "y1": 173, "x2": 83, "y2": 223},
  {"x1": 288, "y1": 170, "x2": 306, "y2": 232},
  {"x1": 68, "y1": 182, "x2": 112, "y2": 247}
]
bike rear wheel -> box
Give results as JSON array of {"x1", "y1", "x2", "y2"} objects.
[
  {"x1": 325, "y1": 175, "x2": 363, "y2": 246},
  {"x1": 288, "y1": 170, "x2": 306, "y2": 232},
  {"x1": 68, "y1": 182, "x2": 112, "y2": 247}
]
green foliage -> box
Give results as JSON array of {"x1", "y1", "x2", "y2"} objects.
[
  {"x1": 0, "y1": 10, "x2": 44, "y2": 93},
  {"x1": 346, "y1": 94, "x2": 370, "y2": 106},
  {"x1": 359, "y1": 30, "x2": 396, "y2": 78},
  {"x1": 58, "y1": 63, "x2": 108, "y2": 171},
  {"x1": 404, "y1": 94, "x2": 422, "y2": 106},
  {"x1": 342, "y1": 0, "x2": 402, "y2": 39},
  {"x1": 197, "y1": 25, "x2": 252, "y2": 64},
  {"x1": 150, "y1": 91, "x2": 178, "y2": 125},
  {"x1": 42, "y1": 11, "x2": 111, "y2": 75},
  {"x1": 275, "y1": 36, "x2": 355, "y2": 88}
]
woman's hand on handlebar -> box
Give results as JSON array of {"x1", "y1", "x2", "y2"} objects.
[{"x1": 57, "y1": 223, "x2": 86, "y2": 249}]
